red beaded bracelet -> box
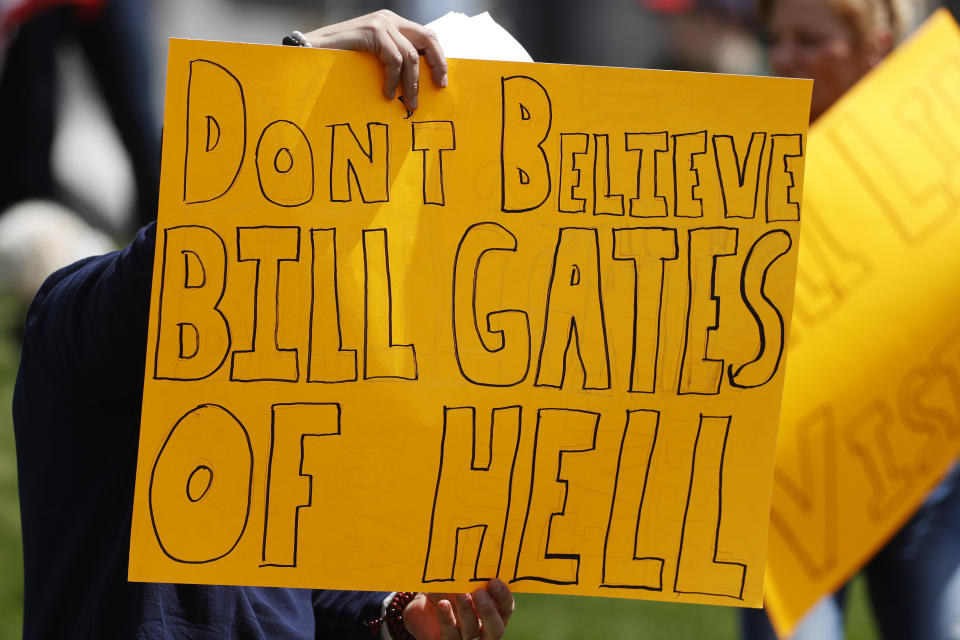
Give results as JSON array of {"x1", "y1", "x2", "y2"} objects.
[{"x1": 364, "y1": 591, "x2": 417, "y2": 640}]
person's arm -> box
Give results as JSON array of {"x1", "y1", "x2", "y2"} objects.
[
  {"x1": 22, "y1": 222, "x2": 156, "y2": 399},
  {"x1": 310, "y1": 589, "x2": 389, "y2": 639}
]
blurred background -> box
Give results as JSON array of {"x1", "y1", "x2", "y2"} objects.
[{"x1": 0, "y1": 0, "x2": 955, "y2": 637}]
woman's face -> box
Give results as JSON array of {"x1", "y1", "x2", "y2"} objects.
[{"x1": 767, "y1": 0, "x2": 878, "y2": 120}]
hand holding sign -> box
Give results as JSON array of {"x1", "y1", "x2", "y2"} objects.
[
  {"x1": 301, "y1": 9, "x2": 448, "y2": 110},
  {"x1": 404, "y1": 581, "x2": 515, "y2": 640}
]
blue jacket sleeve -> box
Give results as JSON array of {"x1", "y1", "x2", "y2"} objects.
[
  {"x1": 22, "y1": 222, "x2": 156, "y2": 399},
  {"x1": 312, "y1": 589, "x2": 390, "y2": 639}
]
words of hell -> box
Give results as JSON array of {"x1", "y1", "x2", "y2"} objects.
[{"x1": 150, "y1": 401, "x2": 751, "y2": 599}]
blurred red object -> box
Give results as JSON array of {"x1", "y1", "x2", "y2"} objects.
[
  {"x1": 640, "y1": 0, "x2": 696, "y2": 14},
  {"x1": 3, "y1": 0, "x2": 105, "y2": 33}
]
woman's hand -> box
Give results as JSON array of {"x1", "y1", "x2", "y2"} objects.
[
  {"x1": 302, "y1": 9, "x2": 447, "y2": 111},
  {"x1": 402, "y1": 579, "x2": 515, "y2": 640}
]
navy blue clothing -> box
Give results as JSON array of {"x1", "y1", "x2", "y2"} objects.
[{"x1": 13, "y1": 223, "x2": 386, "y2": 638}]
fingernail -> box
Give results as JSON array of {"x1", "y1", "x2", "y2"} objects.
[
  {"x1": 441, "y1": 73, "x2": 448, "y2": 88},
  {"x1": 488, "y1": 579, "x2": 505, "y2": 596},
  {"x1": 474, "y1": 589, "x2": 490, "y2": 606}
]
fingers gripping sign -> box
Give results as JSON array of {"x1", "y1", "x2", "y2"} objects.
[
  {"x1": 403, "y1": 579, "x2": 514, "y2": 640},
  {"x1": 302, "y1": 10, "x2": 448, "y2": 112}
]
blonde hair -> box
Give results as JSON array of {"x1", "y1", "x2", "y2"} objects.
[{"x1": 760, "y1": 0, "x2": 923, "y2": 43}]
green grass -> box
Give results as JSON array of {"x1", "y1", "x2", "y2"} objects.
[
  {"x1": 509, "y1": 593, "x2": 738, "y2": 639},
  {"x1": 506, "y1": 577, "x2": 879, "y2": 639},
  {"x1": 0, "y1": 288, "x2": 880, "y2": 639},
  {"x1": 0, "y1": 291, "x2": 24, "y2": 640}
]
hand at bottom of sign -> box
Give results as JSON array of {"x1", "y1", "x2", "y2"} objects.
[{"x1": 403, "y1": 579, "x2": 515, "y2": 640}]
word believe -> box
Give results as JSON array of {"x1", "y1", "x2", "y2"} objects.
[{"x1": 184, "y1": 60, "x2": 803, "y2": 222}]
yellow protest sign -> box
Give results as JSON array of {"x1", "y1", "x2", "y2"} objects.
[
  {"x1": 764, "y1": 9, "x2": 960, "y2": 635},
  {"x1": 130, "y1": 38, "x2": 810, "y2": 607}
]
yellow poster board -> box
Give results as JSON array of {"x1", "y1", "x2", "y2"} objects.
[
  {"x1": 765, "y1": 9, "x2": 960, "y2": 635},
  {"x1": 130, "y1": 38, "x2": 811, "y2": 607}
]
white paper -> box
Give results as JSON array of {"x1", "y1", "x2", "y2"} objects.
[{"x1": 426, "y1": 11, "x2": 533, "y2": 63}]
